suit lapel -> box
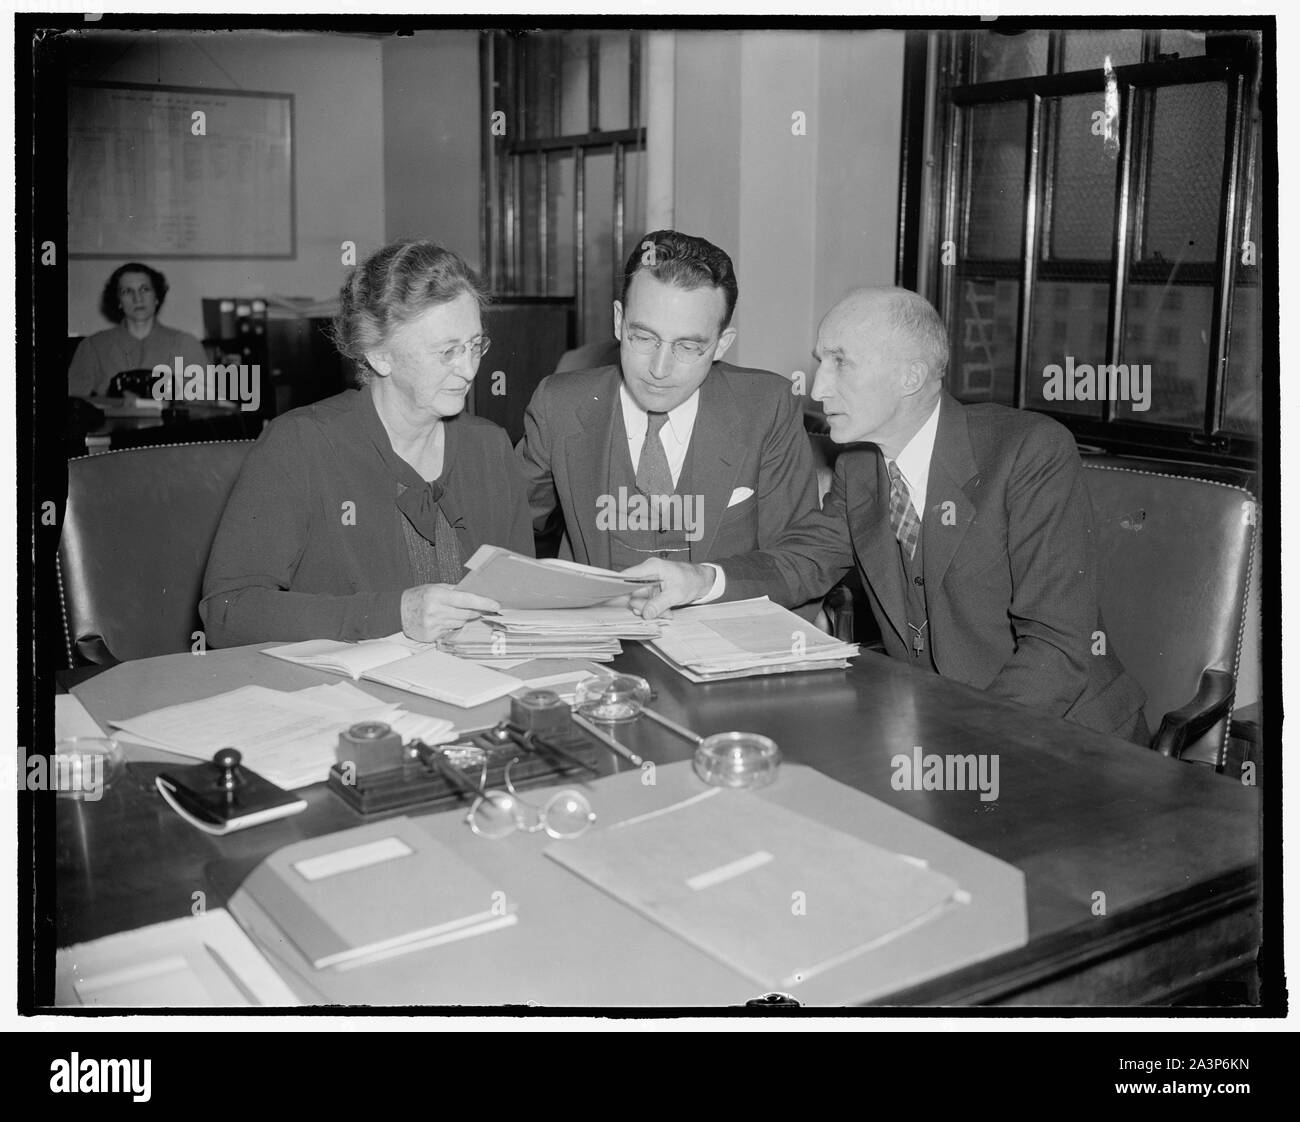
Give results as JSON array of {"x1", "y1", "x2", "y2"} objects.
[
  {"x1": 855, "y1": 451, "x2": 909, "y2": 646},
  {"x1": 688, "y1": 368, "x2": 743, "y2": 561},
  {"x1": 563, "y1": 367, "x2": 621, "y2": 568},
  {"x1": 921, "y1": 393, "x2": 980, "y2": 592}
]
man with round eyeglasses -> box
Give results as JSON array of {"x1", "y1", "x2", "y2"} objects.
[{"x1": 517, "y1": 229, "x2": 820, "y2": 588}]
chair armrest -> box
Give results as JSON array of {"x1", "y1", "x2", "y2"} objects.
[
  {"x1": 1152, "y1": 668, "x2": 1236, "y2": 761},
  {"x1": 73, "y1": 634, "x2": 121, "y2": 670}
]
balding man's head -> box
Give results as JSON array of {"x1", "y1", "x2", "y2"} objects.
[
  {"x1": 811, "y1": 287, "x2": 947, "y2": 456},
  {"x1": 829, "y1": 287, "x2": 948, "y2": 382}
]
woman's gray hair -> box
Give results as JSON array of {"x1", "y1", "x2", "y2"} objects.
[{"x1": 332, "y1": 239, "x2": 490, "y2": 385}]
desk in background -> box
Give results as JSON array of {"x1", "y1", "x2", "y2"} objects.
[
  {"x1": 72, "y1": 399, "x2": 260, "y2": 455},
  {"x1": 50, "y1": 643, "x2": 1261, "y2": 1006}
]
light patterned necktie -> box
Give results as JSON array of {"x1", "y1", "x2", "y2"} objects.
[{"x1": 887, "y1": 460, "x2": 921, "y2": 560}]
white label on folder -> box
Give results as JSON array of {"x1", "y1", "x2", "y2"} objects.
[
  {"x1": 293, "y1": 836, "x2": 413, "y2": 882},
  {"x1": 685, "y1": 850, "x2": 774, "y2": 891}
]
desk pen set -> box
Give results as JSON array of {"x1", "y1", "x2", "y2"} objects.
[{"x1": 326, "y1": 690, "x2": 606, "y2": 816}]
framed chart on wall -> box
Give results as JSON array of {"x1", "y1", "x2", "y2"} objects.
[{"x1": 68, "y1": 81, "x2": 295, "y2": 259}]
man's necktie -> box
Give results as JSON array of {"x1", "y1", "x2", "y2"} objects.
[
  {"x1": 887, "y1": 460, "x2": 921, "y2": 560},
  {"x1": 636, "y1": 411, "x2": 674, "y2": 501}
]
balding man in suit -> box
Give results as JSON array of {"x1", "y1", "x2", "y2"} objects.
[{"x1": 626, "y1": 287, "x2": 1149, "y2": 744}]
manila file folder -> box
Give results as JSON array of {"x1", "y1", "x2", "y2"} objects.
[{"x1": 545, "y1": 790, "x2": 963, "y2": 989}]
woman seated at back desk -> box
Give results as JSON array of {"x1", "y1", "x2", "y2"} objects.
[
  {"x1": 200, "y1": 239, "x2": 533, "y2": 646},
  {"x1": 67, "y1": 262, "x2": 209, "y2": 398}
]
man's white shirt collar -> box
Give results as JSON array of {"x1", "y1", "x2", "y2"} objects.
[
  {"x1": 889, "y1": 398, "x2": 942, "y2": 522},
  {"x1": 619, "y1": 383, "x2": 700, "y2": 445}
]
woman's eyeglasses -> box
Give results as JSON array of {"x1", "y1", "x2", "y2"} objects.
[
  {"x1": 436, "y1": 745, "x2": 596, "y2": 840},
  {"x1": 435, "y1": 335, "x2": 491, "y2": 367}
]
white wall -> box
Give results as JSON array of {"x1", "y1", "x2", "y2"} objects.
[
  {"x1": 66, "y1": 30, "x2": 386, "y2": 340},
  {"x1": 382, "y1": 31, "x2": 481, "y2": 268},
  {"x1": 673, "y1": 30, "x2": 905, "y2": 378}
]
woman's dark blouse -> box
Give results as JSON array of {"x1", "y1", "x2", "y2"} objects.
[{"x1": 200, "y1": 384, "x2": 534, "y2": 645}]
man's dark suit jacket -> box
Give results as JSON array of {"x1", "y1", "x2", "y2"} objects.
[
  {"x1": 719, "y1": 392, "x2": 1148, "y2": 740},
  {"x1": 517, "y1": 362, "x2": 820, "y2": 568}
]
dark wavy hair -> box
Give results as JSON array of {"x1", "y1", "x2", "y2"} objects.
[
  {"x1": 620, "y1": 229, "x2": 739, "y2": 330},
  {"x1": 332, "y1": 240, "x2": 490, "y2": 385},
  {"x1": 100, "y1": 262, "x2": 168, "y2": 323}
]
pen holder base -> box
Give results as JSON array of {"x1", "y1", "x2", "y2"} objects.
[{"x1": 326, "y1": 722, "x2": 608, "y2": 817}]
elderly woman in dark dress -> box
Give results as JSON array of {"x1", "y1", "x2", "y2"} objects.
[{"x1": 200, "y1": 240, "x2": 533, "y2": 645}]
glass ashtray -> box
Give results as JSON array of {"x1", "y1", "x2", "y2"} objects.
[
  {"x1": 693, "y1": 732, "x2": 782, "y2": 789},
  {"x1": 574, "y1": 674, "x2": 652, "y2": 722},
  {"x1": 53, "y1": 737, "x2": 124, "y2": 801}
]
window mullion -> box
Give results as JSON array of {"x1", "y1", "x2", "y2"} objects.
[
  {"x1": 1105, "y1": 79, "x2": 1140, "y2": 426},
  {"x1": 1207, "y1": 70, "x2": 1248, "y2": 437},
  {"x1": 1015, "y1": 94, "x2": 1043, "y2": 411}
]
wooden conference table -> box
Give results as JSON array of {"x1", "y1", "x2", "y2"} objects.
[{"x1": 54, "y1": 643, "x2": 1262, "y2": 1007}]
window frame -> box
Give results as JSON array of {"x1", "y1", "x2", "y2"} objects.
[
  {"x1": 900, "y1": 27, "x2": 1268, "y2": 471},
  {"x1": 481, "y1": 30, "x2": 646, "y2": 341}
]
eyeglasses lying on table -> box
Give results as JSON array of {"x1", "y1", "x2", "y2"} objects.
[{"x1": 409, "y1": 727, "x2": 597, "y2": 840}]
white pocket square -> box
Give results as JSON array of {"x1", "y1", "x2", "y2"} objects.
[{"x1": 727, "y1": 487, "x2": 755, "y2": 508}]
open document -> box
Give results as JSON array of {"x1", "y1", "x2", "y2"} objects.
[
  {"x1": 645, "y1": 598, "x2": 859, "y2": 682},
  {"x1": 264, "y1": 639, "x2": 522, "y2": 707},
  {"x1": 456, "y1": 544, "x2": 656, "y2": 609},
  {"x1": 108, "y1": 682, "x2": 455, "y2": 789}
]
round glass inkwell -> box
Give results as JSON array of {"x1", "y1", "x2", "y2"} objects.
[
  {"x1": 574, "y1": 674, "x2": 652, "y2": 723},
  {"x1": 692, "y1": 732, "x2": 782, "y2": 789}
]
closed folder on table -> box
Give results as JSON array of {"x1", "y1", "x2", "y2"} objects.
[
  {"x1": 241, "y1": 817, "x2": 516, "y2": 971},
  {"x1": 546, "y1": 789, "x2": 961, "y2": 989}
]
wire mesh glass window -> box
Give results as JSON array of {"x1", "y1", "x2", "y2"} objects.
[
  {"x1": 482, "y1": 31, "x2": 647, "y2": 344},
  {"x1": 929, "y1": 27, "x2": 1265, "y2": 467}
]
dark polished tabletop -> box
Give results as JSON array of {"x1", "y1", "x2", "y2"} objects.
[{"x1": 51, "y1": 642, "x2": 1261, "y2": 1006}]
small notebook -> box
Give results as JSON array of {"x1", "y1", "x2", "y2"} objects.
[
  {"x1": 241, "y1": 817, "x2": 515, "y2": 970},
  {"x1": 156, "y1": 756, "x2": 307, "y2": 835},
  {"x1": 265, "y1": 640, "x2": 521, "y2": 707}
]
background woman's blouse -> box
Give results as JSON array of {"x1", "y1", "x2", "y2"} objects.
[
  {"x1": 200, "y1": 384, "x2": 534, "y2": 645},
  {"x1": 67, "y1": 322, "x2": 209, "y2": 397}
]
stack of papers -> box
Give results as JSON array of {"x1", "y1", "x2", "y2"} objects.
[
  {"x1": 646, "y1": 598, "x2": 858, "y2": 683},
  {"x1": 442, "y1": 606, "x2": 662, "y2": 666},
  {"x1": 440, "y1": 619, "x2": 621, "y2": 665},
  {"x1": 108, "y1": 682, "x2": 455, "y2": 790},
  {"x1": 456, "y1": 545, "x2": 655, "y2": 609}
]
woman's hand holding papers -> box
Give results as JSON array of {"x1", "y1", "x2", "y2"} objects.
[
  {"x1": 621, "y1": 559, "x2": 717, "y2": 620},
  {"x1": 401, "y1": 584, "x2": 500, "y2": 642}
]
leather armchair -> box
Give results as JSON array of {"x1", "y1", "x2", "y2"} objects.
[
  {"x1": 57, "y1": 440, "x2": 254, "y2": 666},
  {"x1": 1081, "y1": 455, "x2": 1258, "y2": 768}
]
